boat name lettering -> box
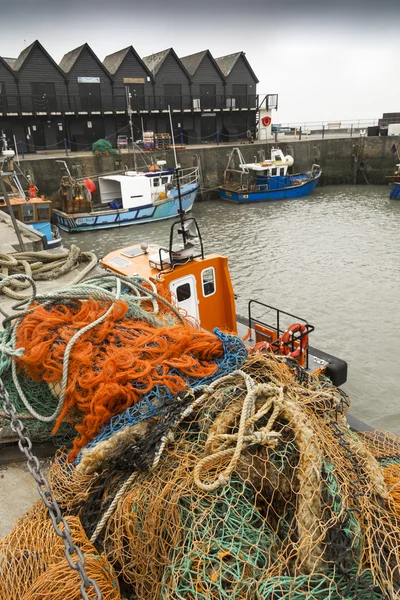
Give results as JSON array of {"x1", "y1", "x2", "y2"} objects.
[{"x1": 77, "y1": 217, "x2": 96, "y2": 225}]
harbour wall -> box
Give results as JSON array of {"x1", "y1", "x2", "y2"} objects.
[{"x1": 19, "y1": 136, "x2": 398, "y2": 204}]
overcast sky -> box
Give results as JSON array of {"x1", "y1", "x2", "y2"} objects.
[{"x1": 1, "y1": 0, "x2": 398, "y2": 124}]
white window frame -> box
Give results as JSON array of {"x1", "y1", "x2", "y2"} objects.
[{"x1": 201, "y1": 266, "x2": 216, "y2": 298}]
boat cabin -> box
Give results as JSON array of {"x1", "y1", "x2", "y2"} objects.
[
  {"x1": 101, "y1": 216, "x2": 347, "y2": 386},
  {"x1": 0, "y1": 195, "x2": 53, "y2": 240},
  {"x1": 99, "y1": 168, "x2": 176, "y2": 209},
  {"x1": 240, "y1": 148, "x2": 294, "y2": 177}
]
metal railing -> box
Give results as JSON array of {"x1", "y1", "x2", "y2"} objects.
[
  {"x1": 270, "y1": 118, "x2": 383, "y2": 141},
  {"x1": 0, "y1": 94, "x2": 260, "y2": 115},
  {"x1": 173, "y1": 166, "x2": 200, "y2": 186},
  {"x1": 247, "y1": 299, "x2": 314, "y2": 367}
]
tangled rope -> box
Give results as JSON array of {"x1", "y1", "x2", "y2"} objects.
[
  {"x1": 0, "y1": 245, "x2": 98, "y2": 300},
  {"x1": 0, "y1": 272, "x2": 243, "y2": 462}
]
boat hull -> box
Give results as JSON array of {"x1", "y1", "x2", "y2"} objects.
[
  {"x1": 53, "y1": 185, "x2": 199, "y2": 232},
  {"x1": 219, "y1": 173, "x2": 320, "y2": 203},
  {"x1": 390, "y1": 182, "x2": 400, "y2": 200}
]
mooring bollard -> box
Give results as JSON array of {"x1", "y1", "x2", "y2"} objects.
[
  {"x1": 180, "y1": 131, "x2": 184, "y2": 146},
  {"x1": 322, "y1": 125, "x2": 325, "y2": 139},
  {"x1": 19, "y1": 139, "x2": 24, "y2": 159},
  {"x1": 216, "y1": 130, "x2": 220, "y2": 146},
  {"x1": 64, "y1": 138, "x2": 68, "y2": 156}
]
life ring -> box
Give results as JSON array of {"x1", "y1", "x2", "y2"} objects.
[
  {"x1": 262, "y1": 116, "x2": 272, "y2": 127},
  {"x1": 279, "y1": 323, "x2": 308, "y2": 359}
]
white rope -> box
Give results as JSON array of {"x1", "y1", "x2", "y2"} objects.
[
  {"x1": 193, "y1": 379, "x2": 284, "y2": 492},
  {"x1": 89, "y1": 471, "x2": 138, "y2": 544}
]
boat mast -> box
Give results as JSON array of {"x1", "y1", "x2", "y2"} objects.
[
  {"x1": 167, "y1": 105, "x2": 186, "y2": 244},
  {"x1": 0, "y1": 156, "x2": 26, "y2": 252},
  {"x1": 125, "y1": 86, "x2": 137, "y2": 171},
  {"x1": 168, "y1": 105, "x2": 178, "y2": 169}
]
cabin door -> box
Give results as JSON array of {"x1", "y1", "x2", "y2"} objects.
[{"x1": 169, "y1": 275, "x2": 200, "y2": 323}]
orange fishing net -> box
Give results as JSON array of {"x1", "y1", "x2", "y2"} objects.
[
  {"x1": 15, "y1": 297, "x2": 223, "y2": 461},
  {"x1": 0, "y1": 503, "x2": 120, "y2": 600}
]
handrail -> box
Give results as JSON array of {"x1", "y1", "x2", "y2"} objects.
[{"x1": 247, "y1": 299, "x2": 315, "y2": 368}]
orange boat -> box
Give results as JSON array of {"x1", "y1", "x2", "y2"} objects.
[{"x1": 101, "y1": 213, "x2": 347, "y2": 389}]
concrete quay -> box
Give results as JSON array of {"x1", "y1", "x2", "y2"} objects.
[{"x1": 12, "y1": 135, "x2": 399, "y2": 206}]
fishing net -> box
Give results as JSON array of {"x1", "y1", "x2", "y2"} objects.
[
  {"x1": 2, "y1": 274, "x2": 244, "y2": 462},
  {"x1": 4, "y1": 354, "x2": 399, "y2": 599},
  {"x1": 0, "y1": 502, "x2": 120, "y2": 600},
  {"x1": 92, "y1": 139, "x2": 117, "y2": 155},
  {"x1": 3, "y1": 273, "x2": 400, "y2": 599},
  {"x1": 0, "y1": 367, "x2": 75, "y2": 445}
]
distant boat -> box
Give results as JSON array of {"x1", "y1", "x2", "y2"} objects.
[
  {"x1": 219, "y1": 147, "x2": 321, "y2": 203},
  {"x1": 0, "y1": 151, "x2": 61, "y2": 249},
  {"x1": 52, "y1": 163, "x2": 200, "y2": 233},
  {"x1": 387, "y1": 163, "x2": 400, "y2": 200}
]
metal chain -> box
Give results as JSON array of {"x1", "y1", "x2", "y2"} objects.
[{"x1": 0, "y1": 377, "x2": 102, "y2": 600}]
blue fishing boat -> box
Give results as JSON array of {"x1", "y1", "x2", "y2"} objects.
[
  {"x1": 0, "y1": 151, "x2": 61, "y2": 249},
  {"x1": 390, "y1": 182, "x2": 400, "y2": 200},
  {"x1": 219, "y1": 147, "x2": 321, "y2": 203},
  {"x1": 388, "y1": 163, "x2": 400, "y2": 199},
  {"x1": 52, "y1": 163, "x2": 200, "y2": 233}
]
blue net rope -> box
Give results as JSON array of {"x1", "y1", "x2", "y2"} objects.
[{"x1": 74, "y1": 329, "x2": 247, "y2": 464}]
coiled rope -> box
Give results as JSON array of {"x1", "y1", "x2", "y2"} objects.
[{"x1": 0, "y1": 245, "x2": 98, "y2": 300}]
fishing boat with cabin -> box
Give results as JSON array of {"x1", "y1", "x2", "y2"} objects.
[
  {"x1": 219, "y1": 147, "x2": 321, "y2": 203},
  {"x1": 387, "y1": 164, "x2": 400, "y2": 199},
  {"x1": 52, "y1": 161, "x2": 200, "y2": 232},
  {"x1": 101, "y1": 190, "x2": 346, "y2": 388},
  {"x1": 0, "y1": 150, "x2": 61, "y2": 249}
]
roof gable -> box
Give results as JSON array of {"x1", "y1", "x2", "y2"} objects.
[
  {"x1": 11, "y1": 40, "x2": 67, "y2": 79},
  {"x1": 103, "y1": 46, "x2": 153, "y2": 79},
  {"x1": 180, "y1": 50, "x2": 225, "y2": 81},
  {"x1": 60, "y1": 43, "x2": 112, "y2": 79},
  {"x1": 215, "y1": 51, "x2": 259, "y2": 83},
  {"x1": 0, "y1": 56, "x2": 18, "y2": 78},
  {"x1": 143, "y1": 48, "x2": 191, "y2": 80}
]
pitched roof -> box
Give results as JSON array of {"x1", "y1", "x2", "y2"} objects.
[
  {"x1": 180, "y1": 49, "x2": 225, "y2": 80},
  {"x1": 0, "y1": 56, "x2": 17, "y2": 76},
  {"x1": 59, "y1": 44, "x2": 85, "y2": 73},
  {"x1": 142, "y1": 48, "x2": 191, "y2": 80},
  {"x1": 142, "y1": 49, "x2": 169, "y2": 75},
  {"x1": 215, "y1": 51, "x2": 259, "y2": 83},
  {"x1": 103, "y1": 46, "x2": 153, "y2": 79},
  {"x1": 180, "y1": 50, "x2": 207, "y2": 75},
  {"x1": 2, "y1": 57, "x2": 17, "y2": 69},
  {"x1": 60, "y1": 43, "x2": 112, "y2": 79},
  {"x1": 10, "y1": 40, "x2": 67, "y2": 79}
]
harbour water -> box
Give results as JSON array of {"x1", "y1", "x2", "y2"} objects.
[{"x1": 64, "y1": 185, "x2": 400, "y2": 434}]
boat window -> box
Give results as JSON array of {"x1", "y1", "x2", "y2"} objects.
[
  {"x1": 271, "y1": 167, "x2": 277, "y2": 176},
  {"x1": 110, "y1": 256, "x2": 130, "y2": 267},
  {"x1": 20, "y1": 204, "x2": 35, "y2": 223},
  {"x1": 202, "y1": 267, "x2": 216, "y2": 297},
  {"x1": 176, "y1": 282, "x2": 191, "y2": 302},
  {"x1": 152, "y1": 178, "x2": 160, "y2": 187},
  {"x1": 36, "y1": 203, "x2": 50, "y2": 221},
  {"x1": 161, "y1": 176, "x2": 169, "y2": 184}
]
